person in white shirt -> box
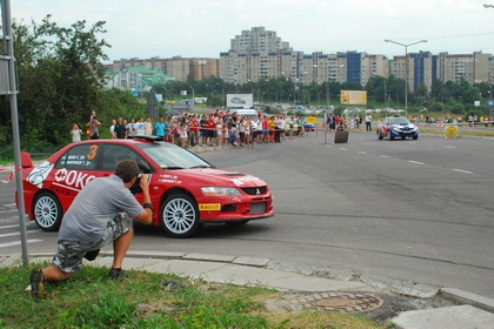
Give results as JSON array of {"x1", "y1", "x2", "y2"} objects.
[{"x1": 365, "y1": 114, "x2": 373, "y2": 131}]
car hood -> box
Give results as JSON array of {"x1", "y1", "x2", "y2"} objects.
[
  {"x1": 159, "y1": 168, "x2": 267, "y2": 187},
  {"x1": 389, "y1": 123, "x2": 416, "y2": 129}
]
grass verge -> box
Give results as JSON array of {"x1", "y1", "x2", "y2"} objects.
[{"x1": 0, "y1": 263, "x2": 385, "y2": 329}]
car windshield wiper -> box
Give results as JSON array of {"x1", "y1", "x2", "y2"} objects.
[
  {"x1": 189, "y1": 165, "x2": 210, "y2": 169},
  {"x1": 163, "y1": 166, "x2": 184, "y2": 170}
]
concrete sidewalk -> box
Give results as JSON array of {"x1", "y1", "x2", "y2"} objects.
[{"x1": 2, "y1": 251, "x2": 494, "y2": 329}]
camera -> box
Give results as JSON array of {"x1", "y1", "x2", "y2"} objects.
[{"x1": 129, "y1": 174, "x2": 149, "y2": 195}]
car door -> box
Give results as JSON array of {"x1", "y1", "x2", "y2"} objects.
[{"x1": 52, "y1": 143, "x2": 103, "y2": 212}]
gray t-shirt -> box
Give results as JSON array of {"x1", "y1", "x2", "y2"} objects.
[{"x1": 58, "y1": 175, "x2": 144, "y2": 243}]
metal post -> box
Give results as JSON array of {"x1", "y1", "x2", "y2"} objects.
[
  {"x1": 1, "y1": 0, "x2": 29, "y2": 266},
  {"x1": 384, "y1": 39, "x2": 427, "y2": 119}
]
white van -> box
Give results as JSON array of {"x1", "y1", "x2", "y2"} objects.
[{"x1": 229, "y1": 109, "x2": 260, "y2": 122}]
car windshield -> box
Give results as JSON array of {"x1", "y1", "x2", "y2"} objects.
[
  {"x1": 138, "y1": 143, "x2": 212, "y2": 170},
  {"x1": 388, "y1": 117, "x2": 410, "y2": 125}
]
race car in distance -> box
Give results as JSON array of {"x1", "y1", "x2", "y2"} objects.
[
  {"x1": 17, "y1": 136, "x2": 274, "y2": 238},
  {"x1": 377, "y1": 117, "x2": 419, "y2": 140}
]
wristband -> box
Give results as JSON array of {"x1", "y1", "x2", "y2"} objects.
[{"x1": 143, "y1": 203, "x2": 154, "y2": 212}]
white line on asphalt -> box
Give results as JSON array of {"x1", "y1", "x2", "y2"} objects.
[
  {"x1": 380, "y1": 155, "x2": 389, "y2": 158},
  {"x1": 408, "y1": 161, "x2": 425, "y2": 165},
  {"x1": 0, "y1": 239, "x2": 42, "y2": 248},
  {"x1": 0, "y1": 232, "x2": 27, "y2": 238},
  {"x1": 452, "y1": 169, "x2": 473, "y2": 174},
  {"x1": 0, "y1": 229, "x2": 41, "y2": 238},
  {"x1": 445, "y1": 146, "x2": 456, "y2": 149},
  {"x1": 358, "y1": 151, "x2": 367, "y2": 154},
  {"x1": 339, "y1": 148, "x2": 347, "y2": 151},
  {"x1": 0, "y1": 224, "x2": 21, "y2": 230}
]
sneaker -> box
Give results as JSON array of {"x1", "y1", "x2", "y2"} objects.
[
  {"x1": 30, "y1": 268, "x2": 47, "y2": 300},
  {"x1": 109, "y1": 268, "x2": 125, "y2": 281}
]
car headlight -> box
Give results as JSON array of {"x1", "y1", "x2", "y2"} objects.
[{"x1": 201, "y1": 187, "x2": 241, "y2": 196}]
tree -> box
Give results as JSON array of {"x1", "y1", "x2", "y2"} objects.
[{"x1": 0, "y1": 16, "x2": 143, "y2": 156}]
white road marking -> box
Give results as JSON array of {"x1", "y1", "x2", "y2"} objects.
[
  {"x1": 0, "y1": 224, "x2": 21, "y2": 230},
  {"x1": 339, "y1": 148, "x2": 347, "y2": 151},
  {"x1": 408, "y1": 161, "x2": 425, "y2": 165},
  {"x1": 380, "y1": 155, "x2": 389, "y2": 158},
  {"x1": 358, "y1": 151, "x2": 367, "y2": 154},
  {"x1": 453, "y1": 169, "x2": 473, "y2": 174},
  {"x1": 0, "y1": 239, "x2": 42, "y2": 248},
  {"x1": 0, "y1": 230, "x2": 41, "y2": 238},
  {"x1": 445, "y1": 146, "x2": 456, "y2": 149}
]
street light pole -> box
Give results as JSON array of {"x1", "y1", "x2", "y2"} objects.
[{"x1": 384, "y1": 39, "x2": 427, "y2": 118}]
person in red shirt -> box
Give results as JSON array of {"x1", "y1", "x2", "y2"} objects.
[
  {"x1": 207, "y1": 114, "x2": 216, "y2": 146},
  {"x1": 335, "y1": 116, "x2": 342, "y2": 127}
]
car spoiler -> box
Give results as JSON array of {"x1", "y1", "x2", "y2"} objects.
[{"x1": 20, "y1": 151, "x2": 34, "y2": 169}]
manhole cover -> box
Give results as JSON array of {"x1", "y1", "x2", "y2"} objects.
[
  {"x1": 300, "y1": 293, "x2": 383, "y2": 314},
  {"x1": 269, "y1": 293, "x2": 384, "y2": 314}
]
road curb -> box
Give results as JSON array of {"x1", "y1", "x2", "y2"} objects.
[{"x1": 440, "y1": 287, "x2": 494, "y2": 314}]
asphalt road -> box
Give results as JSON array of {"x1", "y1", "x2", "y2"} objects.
[{"x1": 1, "y1": 131, "x2": 494, "y2": 298}]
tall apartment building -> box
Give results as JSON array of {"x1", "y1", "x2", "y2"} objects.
[
  {"x1": 436, "y1": 52, "x2": 490, "y2": 85},
  {"x1": 388, "y1": 51, "x2": 434, "y2": 93},
  {"x1": 107, "y1": 27, "x2": 493, "y2": 93},
  {"x1": 231, "y1": 27, "x2": 290, "y2": 52},
  {"x1": 111, "y1": 56, "x2": 219, "y2": 82},
  {"x1": 220, "y1": 27, "x2": 389, "y2": 87}
]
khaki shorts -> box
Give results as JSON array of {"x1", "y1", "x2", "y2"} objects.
[{"x1": 52, "y1": 213, "x2": 133, "y2": 273}]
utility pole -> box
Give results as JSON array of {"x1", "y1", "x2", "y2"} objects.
[{"x1": 1, "y1": 0, "x2": 29, "y2": 266}]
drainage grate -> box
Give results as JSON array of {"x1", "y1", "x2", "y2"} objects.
[{"x1": 270, "y1": 292, "x2": 384, "y2": 314}]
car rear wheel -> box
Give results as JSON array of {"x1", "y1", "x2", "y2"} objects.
[
  {"x1": 160, "y1": 194, "x2": 200, "y2": 238},
  {"x1": 377, "y1": 131, "x2": 383, "y2": 140},
  {"x1": 33, "y1": 192, "x2": 62, "y2": 231}
]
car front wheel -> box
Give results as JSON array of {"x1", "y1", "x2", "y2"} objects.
[
  {"x1": 33, "y1": 192, "x2": 62, "y2": 231},
  {"x1": 160, "y1": 194, "x2": 200, "y2": 238}
]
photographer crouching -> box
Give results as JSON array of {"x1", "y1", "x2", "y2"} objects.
[{"x1": 29, "y1": 160, "x2": 153, "y2": 300}]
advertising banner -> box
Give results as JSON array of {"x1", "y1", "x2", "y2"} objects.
[
  {"x1": 340, "y1": 90, "x2": 367, "y2": 105},
  {"x1": 226, "y1": 94, "x2": 253, "y2": 108}
]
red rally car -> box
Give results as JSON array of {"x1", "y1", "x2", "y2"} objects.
[{"x1": 17, "y1": 136, "x2": 274, "y2": 238}]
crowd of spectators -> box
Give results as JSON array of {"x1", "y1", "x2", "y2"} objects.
[{"x1": 77, "y1": 110, "x2": 314, "y2": 149}]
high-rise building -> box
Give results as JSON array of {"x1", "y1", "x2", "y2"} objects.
[
  {"x1": 436, "y1": 52, "x2": 490, "y2": 85},
  {"x1": 107, "y1": 27, "x2": 494, "y2": 92}
]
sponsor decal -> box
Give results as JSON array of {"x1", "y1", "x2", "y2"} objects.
[
  {"x1": 27, "y1": 161, "x2": 54, "y2": 188},
  {"x1": 158, "y1": 174, "x2": 181, "y2": 184},
  {"x1": 230, "y1": 176, "x2": 262, "y2": 186},
  {"x1": 199, "y1": 203, "x2": 221, "y2": 211},
  {"x1": 54, "y1": 168, "x2": 96, "y2": 191}
]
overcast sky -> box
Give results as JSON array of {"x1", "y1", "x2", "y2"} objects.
[{"x1": 10, "y1": 0, "x2": 494, "y2": 63}]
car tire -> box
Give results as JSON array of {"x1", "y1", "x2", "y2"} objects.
[
  {"x1": 377, "y1": 131, "x2": 383, "y2": 140},
  {"x1": 413, "y1": 136, "x2": 418, "y2": 140},
  {"x1": 160, "y1": 193, "x2": 200, "y2": 238},
  {"x1": 334, "y1": 130, "x2": 349, "y2": 143},
  {"x1": 33, "y1": 192, "x2": 62, "y2": 231},
  {"x1": 388, "y1": 132, "x2": 394, "y2": 141}
]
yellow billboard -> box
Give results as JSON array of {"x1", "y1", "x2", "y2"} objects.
[{"x1": 340, "y1": 90, "x2": 367, "y2": 105}]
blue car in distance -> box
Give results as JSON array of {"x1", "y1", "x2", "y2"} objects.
[{"x1": 377, "y1": 117, "x2": 419, "y2": 140}]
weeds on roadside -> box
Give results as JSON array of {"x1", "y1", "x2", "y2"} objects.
[{"x1": 0, "y1": 264, "x2": 383, "y2": 328}]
